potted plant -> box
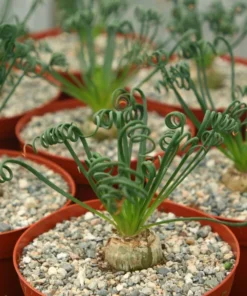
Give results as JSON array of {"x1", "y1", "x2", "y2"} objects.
[
  {"x1": 0, "y1": 150, "x2": 76, "y2": 296},
  {"x1": 0, "y1": 4, "x2": 61, "y2": 149},
  {"x1": 1, "y1": 88, "x2": 246, "y2": 295}
]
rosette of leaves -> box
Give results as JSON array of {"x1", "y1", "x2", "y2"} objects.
[
  {"x1": 1, "y1": 87, "x2": 246, "y2": 272},
  {"x1": 167, "y1": 0, "x2": 247, "y2": 88}
]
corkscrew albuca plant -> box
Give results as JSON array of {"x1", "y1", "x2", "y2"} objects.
[
  {"x1": 33, "y1": 2, "x2": 193, "y2": 113},
  {"x1": 168, "y1": 0, "x2": 247, "y2": 88},
  {"x1": 33, "y1": 5, "x2": 163, "y2": 112},
  {"x1": 1, "y1": 88, "x2": 247, "y2": 271},
  {"x1": 153, "y1": 36, "x2": 247, "y2": 186}
]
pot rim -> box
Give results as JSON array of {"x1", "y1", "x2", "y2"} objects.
[
  {"x1": 0, "y1": 149, "x2": 76, "y2": 238},
  {"x1": 13, "y1": 199, "x2": 240, "y2": 296}
]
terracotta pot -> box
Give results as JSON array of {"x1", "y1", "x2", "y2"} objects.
[
  {"x1": 139, "y1": 56, "x2": 247, "y2": 124},
  {"x1": 13, "y1": 199, "x2": 239, "y2": 296},
  {"x1": 0, "y1": 150, "x2": 76, "y2": 296},
  {"x1": 0, "y1": 74, "x2": 61, "y2": 150},
  {"x1": 16, "y1": 99, "x2": 196, "y2": 186}
]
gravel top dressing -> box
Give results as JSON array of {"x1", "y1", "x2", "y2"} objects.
[
  {"x1": 20, "y1": 210, "x2": 235, "y2": 296},
  {"x1": 35, "y1": 33, "x2": 138, "y2": 72},
  {"x1": 130, "y1": 58, "x2": 247, "y2": 109},
  {"x1": 0, "y1": 156, "x2": 68, "y2": 232},
  {"x1": 0, "y1": 73, "x2": 59, "y2": 118},
  {"x1": 20, "y1": 106, "x2": 188, "y2": 161},
  {"x1": 159, "y1": 149, "x2": 247, "y2": 220}
]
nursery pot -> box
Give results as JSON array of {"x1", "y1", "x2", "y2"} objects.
[
  {"x1": 0, "y1": 74, "x2": 61, "y2": 150},
  {"x1": 15, "y1": 99, "x2": 195, "y2": 198},
  {"x1": 0, "y1": 150, "x2": 76, "y2": 296},
  {"x1": 13, "y1": 199, "x2": 239, "y2": 296}
]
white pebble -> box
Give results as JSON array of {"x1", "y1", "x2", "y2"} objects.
[
  {"x1": 48, "y1": 267, "x2": 57, "y2": 276},
  {"x1": 185, "y1": 273, "x2": 193, "y2": 284},
  {"x1": 57, "y1": 268, "x2": 67, "y2": 279},
  {"x1": 19, "y1": 179, "x2": 29, "y2": 189},
  {"x1": 84, "y1": 212, "x2": 94, "y2": 220},
  {"x1": 57, "y1": 252, "x2": 68, "y2": 260},
  {"x1": 23, "y1": 256, "x2": 31, "y2": 264}
]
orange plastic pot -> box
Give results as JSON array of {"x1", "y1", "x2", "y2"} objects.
[
  {"x1": 0, "y1": 75, "x2": 61, "y2": 150},
  {"x1": 13, "y1": 199, "x2": 239, "y2": 296},
  {"x1": 0, "y1": 150, "x2": 76, "y2": 296},
  {"x1": 16, "y1": 99, "x2": 195, "y2": 185}
]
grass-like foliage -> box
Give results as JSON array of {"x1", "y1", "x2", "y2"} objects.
[
  {"x1": 168, "y1": 0, "x2": 247, "y2": 68},
  {"x1": 0, "y1": 88, "x2": 244, "y2": 236}
]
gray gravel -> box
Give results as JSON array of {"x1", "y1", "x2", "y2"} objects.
[
  {"x1": 0, "y1": 73, "x2": 59, "y2": 118},
  {"x1": 130, "y1": 58, "x2": 247, "y2": 109},
  {"x1": 0, "y1": 156, "x2": 68, "y2": 232},
  {"x1": 19, "y1": 210, "x2": 235, "y2": 296},
  {"x1": 20, "y1": 106, "x2": 189, "y2": 161},
  {"x1": 158, "y1": 149, "x2": 247, "y2": 220}
]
